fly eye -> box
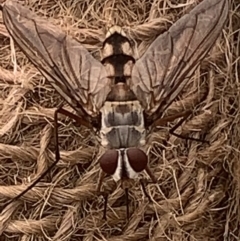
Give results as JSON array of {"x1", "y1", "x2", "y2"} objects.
[
  {"x1": 98, "y1": 150, "x2": 118, "y2": 175},
  {"x1": 126, "y1": 148, "x2": 148, "y2": 172}
]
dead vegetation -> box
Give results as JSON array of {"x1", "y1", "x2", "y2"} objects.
[{"x1": 0, "y1": 0, "x2": 239, "y2": 240}]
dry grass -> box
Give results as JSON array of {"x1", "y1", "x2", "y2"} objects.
[{"x1": 0, "y1": 0, "x2": 239, "y2": 240}]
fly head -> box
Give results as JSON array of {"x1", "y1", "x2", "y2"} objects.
[{"x1": 98, "y1": 147, "x2": 149, "y2": 219}]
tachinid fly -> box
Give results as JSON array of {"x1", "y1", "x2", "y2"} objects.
[
  {"x1": 98, "y1": 26, "x2": 151, "y2": 184},
  {"x1": 0, "y1": 0, "x2": 228, "y2": 219}
]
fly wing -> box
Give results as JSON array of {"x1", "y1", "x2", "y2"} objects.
[
  {"x1": 130, "y1": 0, "x2": 228, "y2": 120},
  {"x1": 1, "y1": 0, "x2": 111, "y2": 118}
]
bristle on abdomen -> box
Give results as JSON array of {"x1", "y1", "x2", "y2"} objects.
[
  {"x1": 106, "y1": 25, "x2": 126, "y2": 38},
  {"x1": 101, "y1": 25, "x2": 135, "y2": 84}
]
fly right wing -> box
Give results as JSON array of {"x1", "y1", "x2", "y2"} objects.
[
  {"x1": 130, "y1": 0, "x2": 228, "y2": 123},
  {"x1": 1, "y1": 0, "x2": 111, "y2": 121}
]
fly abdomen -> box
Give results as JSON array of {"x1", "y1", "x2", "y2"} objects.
[{"x1": 101, "y1": 26, "x2": 135, "y2": 84}]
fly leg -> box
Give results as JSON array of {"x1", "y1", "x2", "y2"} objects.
[
  {"x1": 153, "y1": 110, "x2": 209, "y2": 143},
  {"x1": 169, "y1": 111, "x2": 209, "y2": 143},
  {"x1": 125, "y1": 188, "x2": 130, "y2": 220},
  {"x1": 1, "y1": 103, "x2": 85, "y2": 210},
  {"x1": 97, "y1": 170, "x2": 117, "y2": 220},
  {"x1": 96, "y1": 170, "x2": 108, "y2": 220},
  {"x1": 140, "y1": 165, "x2": 157, "y2": 202}
]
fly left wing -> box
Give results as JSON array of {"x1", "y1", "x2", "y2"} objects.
[
  {"x1": 1, "y1": 0, "x2": 111, "y2": 121},
  {"x1": 130, "y1": 0, "x2": 228, "y2": 123}
]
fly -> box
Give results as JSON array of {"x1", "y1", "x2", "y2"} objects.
[{"x1": 0, "y1": 0, "x2": 228, "y2": 219}]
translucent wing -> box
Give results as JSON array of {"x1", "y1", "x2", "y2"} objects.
[
  {"x1": 130, "y1": 0, "x2": 228, "y2": 120},
  {"x1": 1, "y1": 0, "x2": 111, "y2": 119}
]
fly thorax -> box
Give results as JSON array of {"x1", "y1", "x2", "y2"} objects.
[
  {"x1": 100, "y1": 98, "x2": 146, "y2": 149},
  {"x1": 98, "y1": 148, "x2": 148, "y2": 182}
]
